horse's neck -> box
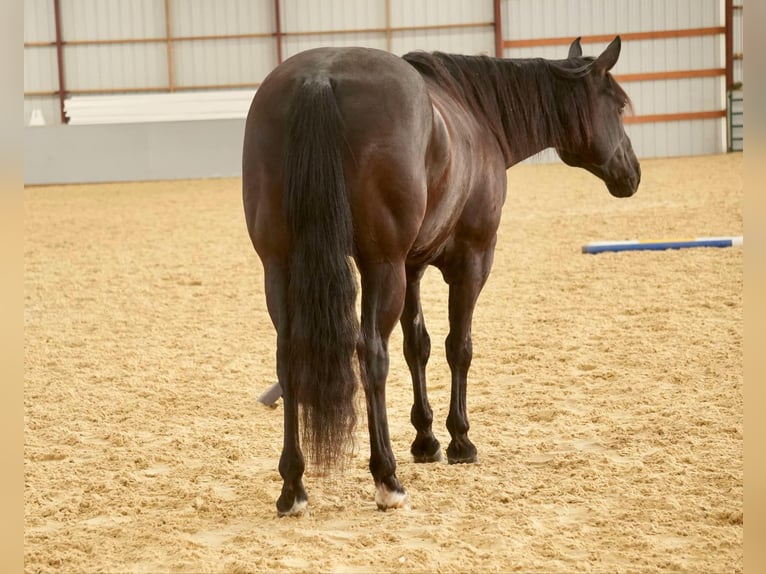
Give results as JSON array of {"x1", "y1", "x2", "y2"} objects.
[
  {"x1": 489, "y1": 58, "x2": 576, "y2": 167},
  {"x1": 411, "y1": 53, "x2": 583, "y2": 167},
  {"x1": 503, "y1": 123, "x2": 553, "y2": 168}
]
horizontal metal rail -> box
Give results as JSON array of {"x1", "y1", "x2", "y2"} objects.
[
  {"x1": 23, "y1": 21, "x2": 493, "y2": 49},
  {"x1": 503, "y1": 27, "x2": 726, "y2": 49}
]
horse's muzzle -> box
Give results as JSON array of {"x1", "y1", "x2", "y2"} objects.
[
  {"x1": 607, "y1": 158, "x2": 641, "y2": 198},
  {"x1": 607, "y1": 176, "x2": 639, "y2": 198}
]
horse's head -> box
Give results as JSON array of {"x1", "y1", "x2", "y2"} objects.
[{"x1": 556, "y1": 37, "x2": 640, "y2": 198}]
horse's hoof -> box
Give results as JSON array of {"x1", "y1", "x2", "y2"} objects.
[
  {"x1": 447, "y1": 453, "x2": 478, "y2": 464},
  {"x1": 375, "y1": 483, "x2": 410, "y2": 511},
  {"x1": 412, "y1": 445, "x2": 443, "y2": 463},
  {"x1": 411, "y1": 435, "x2": 442, "y2": 463},
  {"x1": 446, "y1": 439, "x2": 478, "y2": 464},
  {"x1": 277, "y1": 496, "x2": 309, "y2": 517}
]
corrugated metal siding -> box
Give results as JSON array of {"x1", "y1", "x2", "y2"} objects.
[
  {"x1": 24, "y1": 47, "x2": 58, "y2": 93},
  {"x1": 59, "y1": 0, "x2": 165, "y2": 41},
  {"x1": 390, "y1": 0, "x2": 493, "y2": 28},
  {"x1": 24, "y1": 98, "x2": 60, "y2": 127},
  {"x1": 24, "y1": 0, "x2": 56, "y2": 42},
  {"x1": 174, "y1": 38, "x2": 276, "y2": 88},
  {"x1": 733, "y1": 0, "x2": 743, "y2": 86},
  {"x1": 505, "y1": 0, "x2": 721, "y2": 39},
  {"x1": 24, "y1": 0, "x2": 59, "y2": 125},
  {"x1": 279, "y1": 0, "x2": 386, "y2": 59},
  {"x1": 283, "y1": 34, "x2": 387, "y2": 59},
  {"x1": 626, "y1": 120, "x2": 720, "y2": 158},
  {"x1": 63, "y1": 44, "x2": 168, "y2": 92},
  {"x1": 171, "y1": 0, "x2": 275, "y2": 87},
  {"x1": 281, "y1": 0, "x2": 384, "y2": 33},
  {"x1": 280, "y1": 0, "x2": 495, "y2": 62},
  {"x1": 390, "y1": 27, "x2": 495, "y2": 56},
  {"x1": 390, "y1": 0, "x2": 495, "y2": 55},
  {"x1": 626, "y1": 77, "x2": 724, "y2": 116},
  {"x1": 170, "y1": 0, "x2": 274, "y2": 36},
  {"x1": 59, "y1": 0, "x2": 167, "y2": 93},
  {"x1": 24, "y1": 0, "x2": 738, "y2": 156}
]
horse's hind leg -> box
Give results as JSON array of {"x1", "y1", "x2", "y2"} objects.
[
  {"x1": 357, "y1": 261, "x2": 409, "y2": 510},
  {"x1": 264, "y1": 262, "x2": 308, "y2": 516},
  {"x1": 401, "y1": 265, "x2": 442, "y2": 463},
  {"x1": 441, "y1": 242, "x2": 496, "y2": 464}
]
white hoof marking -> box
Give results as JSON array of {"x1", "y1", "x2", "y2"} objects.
[
  {"x1": 375, "y1": 484, "x2": 410, "y2": 511},
  {"x1": 278, "y1": 497, "x2": 309, "y2": 517}
]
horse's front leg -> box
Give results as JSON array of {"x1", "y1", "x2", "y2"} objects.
[
  {"x1": 441, "y1": 242, "x2": 496, "y2": 464},
  {"x1": 358, "y1": 261, "x2": 409, "y2": 510},
  {"x1": 401, "y1": 265, "x2": 442, "y2": 463}
]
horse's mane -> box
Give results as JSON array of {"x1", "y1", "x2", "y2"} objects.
[{"x1": 402, "y1": 51, "x2": 632, "y2": 161}]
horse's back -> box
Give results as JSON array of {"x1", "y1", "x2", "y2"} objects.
[
  {"x1": 243, "y1": 47, "x2": 431, "y2": 171},
  {"x1": 243, "y1": 47, "x2": 434, "y2": 261}
]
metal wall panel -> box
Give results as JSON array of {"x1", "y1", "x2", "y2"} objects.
[
  {"x1": 59, "y1": 0, "x2": 165, "y2": 41},
  {"x1": 733, "y1": 0, "x2": 743, "y2": 86},
  {"x1": 24, "y1": 0, "x2": 56, "y2": 43},
  {"x1": 283, "y1": 34, "x2": 387, "y2": 59},
  {"x1": 24, "y1": 0, "x2": 738, "y2": 157},
  {"x1": 25, "y1": 119, "x2": 247, "y2": 184},
  {"x1": 174, "y1": 38, "x2": 277, "y2": 87},
  {"x1": 280, "y1": 0, "x2": 385, "y2": 33},
  {"x1": 57, "y1": 0, "x2": 167, "y2": 94},
  {"x1": 170, "y1": 0, "x2": 274, "y2": 36},
  {"x1": 24, "y1": 0, "x2": 58, "y2": 126},
  {"x1": 625, "y1": 77, "x2": 725, "y2": 115},
  {"x1": 64, "y1": 44, "x2": 168, "y2": 91},
  {"x1": 280, "y1": 0, "x2": 495, "y2": 57},
  {"x1": 505, "y1": 0, "x2": 721, "y2": 41},
  {"x1": 389, "y1": 0, "x2": 495, "y2": 55},
  {"x1": 626, "y1": 119, "x2": 723, "y2": 158},
  {"x1": 171, "y1": 0, "x2": 275, "y2": 88},
  {"x1": 24, "y1": 98, "x2": 61, "y2": 127},
  {"x1": 24, "y1": 46, "x2": 58, "y2": 93},
  {"x1": 279, "y1": 0, "x2": 386, "y2": 59},
  {"x1": 508, "y1": 35, "x2": 723, "y2": 75},
  {"x1": 389, "y1": 0, "x2": 493, "y2": 27},
  {"x1": 390, "y1": 27, "x2": 495, "y2": 56}
]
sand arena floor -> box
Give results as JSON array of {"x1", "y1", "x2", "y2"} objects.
[{"x1": 24, "y1": 154, "x2": 742, "y2": 573}]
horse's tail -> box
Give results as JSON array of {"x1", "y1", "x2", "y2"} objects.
[{"x1": 284, "y1": 77, "x2": 358, "y2": 471}]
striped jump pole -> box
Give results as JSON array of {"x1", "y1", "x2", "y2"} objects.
[{"x1": 582, "y1": 236, "x2": 743, "y2": 254}]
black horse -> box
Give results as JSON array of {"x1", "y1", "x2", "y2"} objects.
[{"x1": 242, "y1": 37, "x2": 639, "y2": 515}]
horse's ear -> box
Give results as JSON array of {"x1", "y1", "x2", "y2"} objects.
[
  {"x1": 593, "y1": 36, "x2": 621, "y2": 75},
  {"x1": 568, "y1": 37, "x2": 583, "y2": 59}
]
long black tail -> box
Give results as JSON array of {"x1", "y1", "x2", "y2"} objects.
[{"x1": 284, "y1": 77, "x2": 358, "y2": 471}]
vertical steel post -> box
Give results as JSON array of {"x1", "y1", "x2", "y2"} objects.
[
  {"x1": 164, "y1": 0, "x2": 175, "y2": 91},
  {"x1": 493, "y1": 0, "x2": 503, "y2": 58},
  {"x1": 725, "y1": 0, "x2": 733, "y2": 91},
  {"x1": 52, "y1": 0, "x2": 67, "y2": 123},
  {"x1": 274, "y1": 0, "x2": 283, "y2": 64}
]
